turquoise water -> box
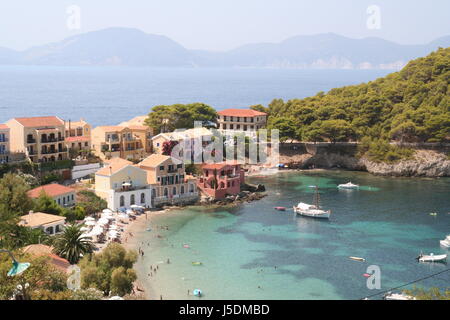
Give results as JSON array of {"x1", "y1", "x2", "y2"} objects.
[
  {"x1": 0, "y1": 66, "x2": 390, "y2": 126},
  {"x1": 134, "y1": 171, "x2": 450, "y2": 300}
]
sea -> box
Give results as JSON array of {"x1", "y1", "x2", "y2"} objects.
[
  {"x1": 2, "y1": 66, "x2": 448, "y2": 300},
  {"x1": 0, "y1": 66, "x2": 392, "y2": 126},
  {"x1": 133, "y1": 170, "x2": 450, "y2": 300}
]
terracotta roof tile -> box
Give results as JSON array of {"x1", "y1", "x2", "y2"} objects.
[
  {"x1": 27, "y1": 183, "x2": 75, "y2": 198},
  {"x1": 0, "y1": 124, "x2": 8, "y2": 130},
  {"x1": 218, "y1": 109, "x2": 267, "y2": 117},
  {"x1": 19, "y1": 212, "x2": 66, "y2": 228},
  {"x1": 22, "y1": 244, "x2": 70, "y2": 272},
  {"x1": 138, "y1": 154, "x2": 171, "y2": 168},
  {"x1": 13, "y1": 116, "x2": 64, "y2": 127},
  {"x1": 96, "y1": 158, "x2": 133, "y2": 176}
]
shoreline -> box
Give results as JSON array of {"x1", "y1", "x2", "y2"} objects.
[{"x1": 121, "y1": 208, "x2": 176, "y2": 300}]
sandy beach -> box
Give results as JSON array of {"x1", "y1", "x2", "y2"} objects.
[{"x1": 121, "y1": 208, "x2": 176, "y2": 300}]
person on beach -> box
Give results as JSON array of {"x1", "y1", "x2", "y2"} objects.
[{"x1": 167, "y1": 258, "x2": 170, "y2": 264}]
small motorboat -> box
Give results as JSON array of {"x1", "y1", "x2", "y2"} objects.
[
  {"x1": 440, "y1": 235, "x2": 450, "y2": 248},
  {"x1": 192, "y1": 289, "x2": 202, "y2": 297},
  {"x1": 192, "y1": 261, "x2": 203, "y2": 266},
  {"x1": 416, "y1": 253, "x2": 447, "y2": 263},
  {"x1": 430, "y1": 212, "x2": 438, "y2": 216},
  {"x1": 274, "y1": 207, "x2": 286, "y2": 211},
  {"x1": 338, "y1": 182, "x2": 359, "y2": 189},
  {"x1": 383, "y1": 291, "x2": 416, "y2": 300},
  {"x1": 349, "y1": 256, "x2": 366, "y2": 262}
]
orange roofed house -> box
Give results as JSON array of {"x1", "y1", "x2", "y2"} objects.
[
  {"x1": 27, "y1": 183, "x2": 77, "y2": 207},
  {"x1": 65, "y1": 118, "x2": 92, "y2": 156},
  {"x1": 91, "y1": 125, "x2": 152, "y2": 161},
  {"x1": 6, "y1": 116, "x2": 68, "y2": 163},
  {"x1": 197, "y1": 162, "x2": 245, "y2": 199},
  {"x1": 137, "y1": 154, "x2": 199, "y2": 207},
  {"x1": 19, "y1": 211, "x2": 66, "y2": 235},
  {"x1": 217, "y1": 108, "x2": 267, "y2": 133},
  {"x1": 94, "y1": 157, "x2": 154, "y2": 210},
  {"x1": 21, "y1": 244, "x2": 71, "y2": 273}
]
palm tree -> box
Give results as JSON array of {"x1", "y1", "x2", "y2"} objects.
[{"x1": 53, "y1": 224, "x2": 94, "y2": 264}]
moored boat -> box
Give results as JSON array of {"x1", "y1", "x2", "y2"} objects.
[
  {"x1": 338, "y1": 182, "x2": 359, "y2": 189},
  {"x1": 274, "y1": 206, "x2": 286, "y2": 211},
  {"x1": 416, "y1": 253, "x2": 447, "y2": 263},
  {"x1": 349, "y1": 256, "x2": 366, "y2": 262},
  {"x1": 440, "y1": 235, "x2": 450, "y2": 248},
  {"x1": 293, "y1": 186, "x2": 331, "y2": 219}
]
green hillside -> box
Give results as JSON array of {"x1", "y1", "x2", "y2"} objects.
[{"x1": 257, "y1": 47, "x2": 450, "y2": 144}]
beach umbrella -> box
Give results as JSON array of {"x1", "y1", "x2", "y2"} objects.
[
  {"x1": 109, "y1": 225, "x2": 118, "y2": 230},
  {"x1": 118, "y1": 213, "x2": 129, "y2": 220},
  {"x1": 80, "y1": 226, "x2": 90, "y2": 232},
  {"x1": 84, "y1": 221, "x2": 96, "y2": 226},
  {"x1": 84, "y1": 216, "x2": 95, "y2": 222},
  {"x1": 108, "y1": 296, "x2": 124, "y2": 300},
  {"x1": 91, "y1": 227, "x2": 103, "y2": 236},
  {"x1": 102, "y1": 209, "x2": 113, "y2": 214},
  {"x1": 126, "y1": 209, "x2": 134, "y2": 215},
  {"x1": 98, "y1": 218, "x2": 109, "y2": 225}
]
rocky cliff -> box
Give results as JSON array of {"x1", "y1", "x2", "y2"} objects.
[{"x1": 279, "y1": 146, "x2": 450, "y2": 177}]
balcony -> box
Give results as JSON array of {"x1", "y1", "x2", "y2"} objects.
[
  {"x1": 27, "y1": 138, "x2": 37, "y2": 144},
  {"x1": 41, "y1": 137, "x2": 58, "y2": 144}
]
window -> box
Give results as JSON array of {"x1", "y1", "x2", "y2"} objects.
[
  {"x1": 71, "y1": 194, "x2": 74, "y2": 201},
  {"x1": 159, "y1": 165, "x2": 164, "y2": 171},
  {"x1": 177, "y1": 164, "x2": 183, "y2": 169},
  {"x1": 164, "y1": 188, "x2": 168, "y2": 197},
  {"x1": 181, "y1": 186, "x2": 185, "y2": 194},
  {"x1": 189, "y1": 184, "x2": 194, "y2": 193},
  {"x1": 130, "y1": 194, "x2": 135, "y2": 205},
  {"x1": 173, "y1": 187, "x2": 177, "y2": 195},
  {"x1": 220, "y1": 182, "x2": 225, "y2": 189},
  {"x1": 120, "y1": 196, "x2": 125, "y2": 207},
  {"x1": 141, "y1": 193, "x2": 145, "y2": 204}
]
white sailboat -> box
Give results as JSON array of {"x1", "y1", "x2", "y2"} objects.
[
  {"x1": 440, "y1": 235, "x2": 450, "y2": 248},
  {"x1": 337, "y1": 182, "x2": 359, "y2": 189},
  {"x1": 294, "y1": 186, "x2": 331, "y2": 219}
]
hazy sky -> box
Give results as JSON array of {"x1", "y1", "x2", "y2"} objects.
[{"x1": 1, "y1": 0, "x2": 449, "y2": 51}]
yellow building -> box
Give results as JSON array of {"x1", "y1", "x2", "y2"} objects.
[
  {"x1": 0, "y1": 124, "x2": 10, "y2": 164},
  {"x1": 137, "y1": 154, "x2": 198, "y2": 206},
  {"x1": 6, "y1": 116, "x2": 68, "y2": 163},
  {"x1": 91, "y1": 125, "x2": 152, "y2": 161},
  {"x1": 94, "y1": 158, "x2": 153, "y2": 210},
  {"x1": 65, "y1": 118, "x2": 92, "y2": 156}
]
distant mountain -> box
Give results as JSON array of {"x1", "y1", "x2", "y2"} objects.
[
  {"x1": 1, "y1": 28, "x2": 449, "y2": 69},
  {"x1": 0, "y1": 47, "x2": 19, "y2": 64},
  {"x1": 20, "y1": 28, "x2": 195, "y2": 66},
  {"x1": 207, "y1": 33, "x2": 449, "y2": 69}
]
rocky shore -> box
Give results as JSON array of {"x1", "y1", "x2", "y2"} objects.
[
  {"x1": 280, "y1": 149, "x2": 450, "y2": 177},
  {"x1": 199, "y1": 183, "x2": 267, "y2": 206}
]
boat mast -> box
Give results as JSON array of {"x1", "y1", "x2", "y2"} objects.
[{"x1": 313, "y1": 185, "x2": 320, "y2": 208}]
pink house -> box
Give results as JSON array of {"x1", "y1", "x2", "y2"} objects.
[{"x1": 197, "y1": 162, "x2": 245, "y2": 199}]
